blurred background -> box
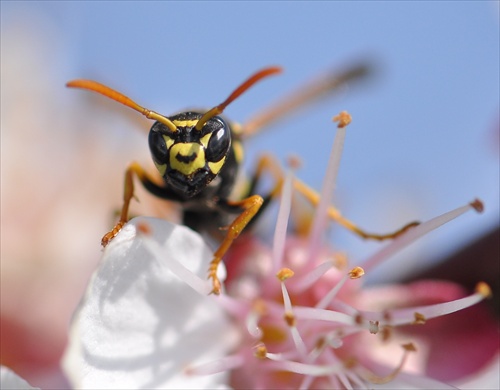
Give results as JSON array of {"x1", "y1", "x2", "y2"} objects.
[{"x1": 1, "y1": 2, "x2": 498, "y2": 388}]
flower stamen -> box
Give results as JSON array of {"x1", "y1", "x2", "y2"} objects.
[
  {"x1": 470, "y1": 198, "x2": 484, "y2": 213},
  {"x1": 363, "y1": 283, "x2": 492, "y2": 327},
  {"x1": 254, "y1": 343, "x2": 268, "y2": 359},
  {"x1": 307, "y1": 112, "x2": 349, "y2": 264},
  {"x1": 332, "y1": 111, "x2": 352, "y2": 128},
  {"x1": 348, "y1": 266, "x2": 365, "y2": 279},
  {"x1": 362, "y1": 200, "x2": 483, "y2": 272},
  {"x1": 294, "y1": 260, "x2": 335, "y2": 292},
  {"x1": 277, "y1": 267, "x2": 295, "y2": 281},
  {"x1": 412, "y1": 312, "x2": 426, "y2": 325},
  {"x1": 476, "y1": 281, "x2": 492, "y2": 298},
  {"x1": 272, "y1": 168, "x2": 294, "y2": 272},
  {"x1": 363, "y1": 343, "x2": 416, "y2": 384}
]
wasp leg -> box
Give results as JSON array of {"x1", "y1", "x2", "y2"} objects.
[
  {"x1": 293, "y1": 178, "x2": 420, "y2": 240},
  {"x1": 246, "y1": 154, "x2": 284, "y2": 199},
  {"x1": 101, "y1": 161, "x2": 162, "y2": 247},
  {"x1": 208, "y1": 195, "x2": 264, "y2": 295},
  {"x1": 247, "y1": 154, "x2": 419, "y2": 240},
  {"x1": 235, "y1": 153, "x2": 288, "y2": 234},
  {"x1": 207, "y1": 154, "x2": 284, "y2": 294}
]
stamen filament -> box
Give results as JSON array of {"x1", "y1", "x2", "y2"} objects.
[
  {"x1": 377, "y1": 287, "x2": 491, "y2": 326},
  {"x1": 361, "y1": 201, "x2": 480, "y2": 272},
  {"x1": 268, "y1": 359, "x2": 345, "y2": 376},
  {"x1": 294, "y1": 261, "x2": 334, "y2": 292},
  {"x1": 346, "y1": 371, "x2": 368, "y2": 389},
  {"x1": 307, "y1": 117, "x2": 348, "y2": 264},
  {"x1": 315, "y1": 273, "x2": 349, "y2": 310},
  {"x1": 362, "y1": 344, "x2": 415, "y2": 384},
  {"x1": 293, "y1": 306, "x2": 356, "y2": 326},
  {"x1": 338, "y1": 372, "x2": 355, "y2": 390},
  {"x1": 280, "y1": 280, "x2": 308, "y2": 356},
  {"x1": 246, "y1": 310, "x2": 262, "y2": 338},
  {"x1": 298, "y1": 373, "x2": 315, "y2": 390},
  {"x1": 273, "y1": 168, "x2": 294, "y2": 272}
]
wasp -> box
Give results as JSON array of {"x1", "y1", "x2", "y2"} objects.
[{"x1": 67, "y1": 64, "x2": 418, "y2": 294}]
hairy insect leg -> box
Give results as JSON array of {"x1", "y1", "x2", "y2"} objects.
[
  {"x1": 101, "y1": 162, "x2": 160, "y2": 247},
  {"x1": 293, "y1": 178, "x2": 420, "y2": 240},
  {"x1": 208, "y1": 195, "x2": 264, "y2": 295},
  {"x1": 248, "y1": 154, "x2": 419, "y2": 240}
]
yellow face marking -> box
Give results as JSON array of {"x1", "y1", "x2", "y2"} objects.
[
  {"x1": 154, "y1": 161, "x2": 167, "y2": 176},
  {"x1": 162, "y1": 135, "x2": 175, "y2": 150},
  {"x1": 172, "y1": 119, "x2": 200, "y2": 128},
  {"x1": 200, "y1": 133, "x2": 212, "y2": 148},
  {"x1": 208, "y1": 156, "x2": 226, "y2": 175},
  {"x1": 169, "y1": 142, "x2": 205, "y2": 176}
]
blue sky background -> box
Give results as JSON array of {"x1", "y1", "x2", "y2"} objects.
[{"x1": 2, "y1": 1, "x2": 499, "y2": 282}]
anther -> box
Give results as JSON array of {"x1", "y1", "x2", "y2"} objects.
[
  {"x1": 381, "y1": 326, "x2": 392, "y2": 342},
  {"x1": 276, "y1": 268, "x2": 295, "y2": 281},
  {"x1": 470, "y1": 198, "x2": 484, "y2": 213},
  {"x1": 402, "y1": 342, "x2": 417, "y2": 352},
  {"x1": 365, "y1": 343, "x2": 415, "y2": 384},
  {"x1": 475, "y1": 282, "x2": 492, "y2": 298},
  {"x1": 348, "y1": 266, "x2": 365, "y2": 279},
  {"x1": 343, "y1": 357, "x2": 357, "y2": 369},
  {"x1": 412, "y1": 312, "x2": 426, "y2": 325},
  {"x1": 369, "y1": 320, "x2": 380, "y2": 334},
  {"x1": 332, "y1": 111, "x2": 352, "y2": 128},
  {"x1": 253, "y1": 343, "x2": 268, "y2": 359},
  {"x1": 284, "y1": 311, "x2": 296, "y2": 327}
]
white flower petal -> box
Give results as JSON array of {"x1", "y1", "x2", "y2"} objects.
[
  {"x1": 62, "y1": 217, "x2": 236, "y2": 389},
  {"x1": 0, "y1": 366, "x2": 39, "y2": 390}
]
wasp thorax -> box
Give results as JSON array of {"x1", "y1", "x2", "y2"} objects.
[{"x1": 148, "y1": 112, "x2": 231, "y2": 197}]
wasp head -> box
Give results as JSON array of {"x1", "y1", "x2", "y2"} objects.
[{"x1": 148, "y1": 112, "x2": 231, "y2": 198}]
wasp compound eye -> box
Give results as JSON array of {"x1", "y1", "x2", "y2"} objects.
[
  {"x1": 148, "y1": 126, "x2": 169, "y2": 165},
  {"x1": 205, "y1": 124, "x2": 231, "y2": 163}
]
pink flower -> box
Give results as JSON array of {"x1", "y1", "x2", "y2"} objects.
[{"x1": 61, "y1": 113, "x2": 497, "y2": 389}]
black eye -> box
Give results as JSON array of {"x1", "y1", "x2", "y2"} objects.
[
  {"x1": 148, "y1": 128, "x2": 168, "y2": 164},
  {"x1": 206, "y1": 126, "x2": 231, "y2": 162}
]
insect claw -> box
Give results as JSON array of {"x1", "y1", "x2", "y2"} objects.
[{"x1": 101, "y1": 221, "x2": 126, "y2": 247}]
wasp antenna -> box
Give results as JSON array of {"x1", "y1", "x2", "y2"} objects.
[
  {"x1": 195, "y1": 66, "x2": 283, "y2": 131},
  {"x1": 66, "y1": 79, "x2": 178, "y2": 132},
  {"x1": 242, "y1": 62, "x2": 373, "y2": 138}
]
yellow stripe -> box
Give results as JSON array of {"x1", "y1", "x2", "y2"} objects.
[
  {"x1": 200, "y1": 133, "x2": 211, "y2": 148},
  {"x1": 172, "y1": 119, "x2": 199, "y2": 128},
  {"x1": 169, "y1": 142, "x2": 205, "y2": 175},
  {"x1": 154, "y1": 161, "x2": 167, "y2": 176},
  {"x1": 162, "y1": 135, "x2": 175, "y2": 149},
  {"x1": 208, "y1": 156, "x2": 226, "y2": 175}
]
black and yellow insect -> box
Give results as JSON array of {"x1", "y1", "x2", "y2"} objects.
[{"x1": 67, "y1": 64, "x2": 418, "y2": 295}]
